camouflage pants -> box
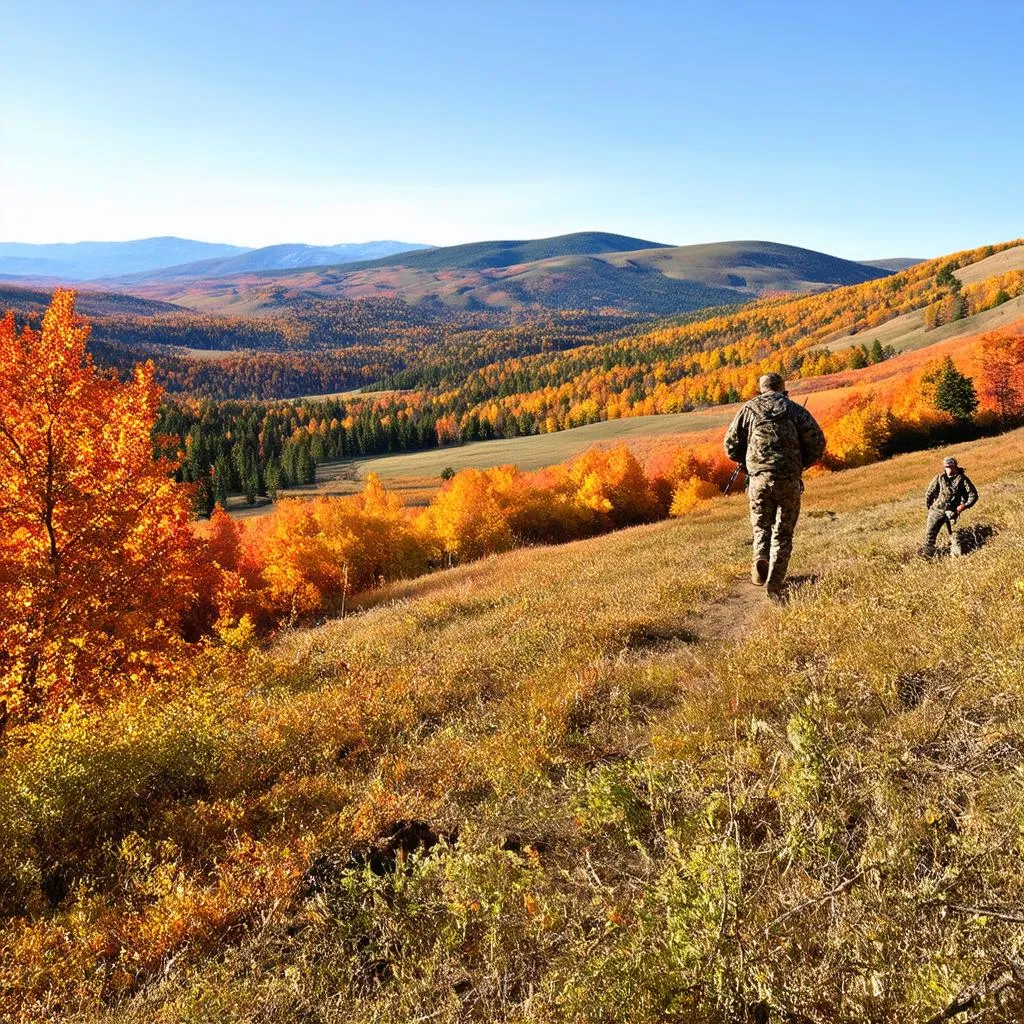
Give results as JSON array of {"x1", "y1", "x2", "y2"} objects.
[
  {"x1": 921, "y1": 509, "x2": 954, "y2": 556},
  {"x1": 748, "y1": 473, "x2": 803, "y2": 588}
]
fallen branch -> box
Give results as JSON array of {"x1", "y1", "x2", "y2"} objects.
[
  {"x1": 763, "y1": 864, "x2": 879, "y2": 935},
  {"x1": 939, "y1": 903, "x2": 1024, "y2": 925}
]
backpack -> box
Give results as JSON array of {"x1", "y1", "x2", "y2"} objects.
[{"x1": 746, "y1": 395, "x2": 800, "y2": 474}]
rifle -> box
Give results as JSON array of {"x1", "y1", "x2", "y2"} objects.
[{"x1": 723, "y1": 464, "x2": 746, "y2": 495}]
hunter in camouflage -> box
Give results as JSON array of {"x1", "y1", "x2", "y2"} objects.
[
  {"x1": 724, "y1": 373, "x2": 826, "y2": 597},
  {"x1": 920, "y1": 455, "x2": 979, "y2": 557}
]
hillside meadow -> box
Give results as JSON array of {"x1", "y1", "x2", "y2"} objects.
[
  {"x1": 3, "y1": 261, "x2": 1024, "y2": 1023},
  {"x1": 3, "y1": 426, "x2": 1024, "y2": 1022},
  {"x1": 229, "y1": 406, "x2": 740, "y2": 515}
]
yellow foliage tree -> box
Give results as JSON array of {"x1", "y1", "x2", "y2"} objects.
[
  {"x1": 568, "y1": 446, "x2": 659, "y2": 528},
  {"x1": 422, "y1": 469, "x2": 514, "y2": 563},
  {"x1": 669, "y1": 476, "x2": 720, "y2": 516},
  {"x1": 823, "y1": 395, "x2": 894, "y2": 468}
]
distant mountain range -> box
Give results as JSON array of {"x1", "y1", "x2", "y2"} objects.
[
  {"x1": 0, "y1": 238, "x2": 249, "y2": 280},
  {"x1": 125, "y1": 234, "x2": 896, "y2": 317},
  {"x1": 0, "y1": 237, "x2": 429, "y2": 281},
  {"x1": 127, "y1": 241, "x2": 431, "y2": 281},
  {"x1": 1, "y1": 232, "x2": 926, "y2": 319}
]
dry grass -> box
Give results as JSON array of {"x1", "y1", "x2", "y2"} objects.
[
  {"x1": 821, "y1": 292, "x2": 1024, "y2": 356},
  {"x1": 4, "y1": 429, "x2": 1024, "y2": 1023}
]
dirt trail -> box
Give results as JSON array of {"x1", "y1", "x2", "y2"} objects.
[
  {"x1": 689, "y1": 577, "x2": 768, "y2": 643},
  {"x1": 689, "y1": 571, "x2": 821, "y2": 643}
]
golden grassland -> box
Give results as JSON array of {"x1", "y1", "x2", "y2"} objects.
[
  {"x1": 3, "y1": 429, "x2": 1024, "y2": 1022},
  {"x1": 821, "y1": 292, "x2": 1024, "y2": 358}
]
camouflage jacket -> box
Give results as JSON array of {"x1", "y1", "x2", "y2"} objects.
[
  {"x1": 724, "y1": 392, "x2": 826, "y2": 478},
  {"x1": 925, "y1": 470, "x2": 978, "y2": 513}
]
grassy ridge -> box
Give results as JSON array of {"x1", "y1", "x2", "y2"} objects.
[
  {"x1": 4, "y1": 428, "x2": 1024, "y2": 1021},
  {"x1": 0, "y1": 282, "x2": 186, "y2": 318},
  {"x1": 288, "y1": 231, "x2": 673, "y2": 274},
  {"x1": 129, "y1": 238, "x2": 890, "y2": 316}
]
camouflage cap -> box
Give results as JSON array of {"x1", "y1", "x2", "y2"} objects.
[
  {"x1": 759, "y1": 372, "x2": 786, "y2": 393},
  {"x1": 943, "y1": 456, "x2": 958, "y2": 467}
]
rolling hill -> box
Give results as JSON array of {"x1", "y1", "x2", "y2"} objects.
[
  {"x1": 122, "y1": 236, "x2": 893, "y2": 316},
  {"x1": 0, "y1": 281, "x2": 188, "y2": 318},
  {"x1": 824, "y1": 245, "x2": 1024, "y2": 357},
  {"x1": 324, "y1": 230, "x2": 673, "y2": 273},
  {"x1": 860, "y1": 257, "x2": 926, "y2": 271}
]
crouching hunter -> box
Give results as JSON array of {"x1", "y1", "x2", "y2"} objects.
[{"x1": 724, "y1": 373, "x2": 826, "y2": 597}]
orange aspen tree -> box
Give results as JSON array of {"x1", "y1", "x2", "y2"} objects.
[
  {"x1": 979, "y1": 330, "x2": 1024, "y2": 423},
  {"x1": 0, "y1": 291, "x2": 200, "y2": 720}
]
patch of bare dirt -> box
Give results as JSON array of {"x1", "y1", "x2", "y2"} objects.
[
  {"x1": 689, "y1": 577, "x2": 770, "y2": 642},
  {"x1": 689, "y1": 573, "x2": 820, "y2": 642}
]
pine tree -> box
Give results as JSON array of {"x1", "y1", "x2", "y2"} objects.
[
  {"x1": 193, "y1": 475, "x2": 215, "y2": 518},
  {"x1": 932, "y1": 357, "x2": 979, "y2": 421},
  {"x1": 265, "y1": 458, "x2": 282, "y2": 499},
  {"x1": 936, "y1": 261, "x2": 961, "y2": 290},
  {"x1": 213, "y1": 454, "x2": 231, "y2": 506}
]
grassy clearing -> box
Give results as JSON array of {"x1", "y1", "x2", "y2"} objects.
[
  {"x1": 5, "y1": 429, "x2": 1024, "y2": 1022},
  {"x1": 822, "y1": 246, "x2": 1024, "y2": 356},
  {"x1": 822, "y1": 292, "x2": 1024, "y2": 356},
  {"x1": 954, "y1": 243, "x2": 1024, "y2": 284},
  {"x1": 231, "y1": 408, "x2": 737, "y2": 516}
]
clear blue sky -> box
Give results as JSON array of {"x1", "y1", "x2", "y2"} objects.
[{"x1": 3, "y1": 0, "x2": 1022, "y2": 258}]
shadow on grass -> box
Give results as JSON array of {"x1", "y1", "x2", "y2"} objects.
[{"x1": 952, "y1": 523, "x2": 995, "y2": 557}]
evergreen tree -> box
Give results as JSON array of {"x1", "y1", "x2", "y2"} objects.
[
  {"x1": 265, "y1": 459, "x2": 282, "y2": 499},
  {"x1": 935, "y1": 261, "x2": 961, "y2": 291},
  {"x1": 297, "y1": 447, "x2": 315, "y2": 484},
  {"x1": 193, "y1": 475, "x2": 214, "y2": 518},
  {"x1": 932, "y1": 357, "x2": 979, "y2": 421},
  {"x1": 213, "y1": 454, "x2": 231, "y2": 507}
]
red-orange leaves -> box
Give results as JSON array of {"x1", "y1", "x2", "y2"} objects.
[
  {"x1": 979, "y1": 329, "x2": 1024, "y2": 424},
  {"x1": 567, "y1": 446, "x2": 660, "y2": 529},
  {"x1": 0, "y1": 291, "x2": 200, "y2": 719}
]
